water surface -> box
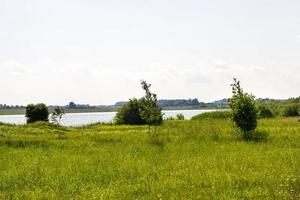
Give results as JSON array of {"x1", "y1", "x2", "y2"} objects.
[{"x1": 0, "y1": 109, "x2": 215, "y2": 126}]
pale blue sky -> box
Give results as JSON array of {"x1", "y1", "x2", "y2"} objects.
[{"x1": 0, "y1": 0, "x2": 300, "y2": 105}]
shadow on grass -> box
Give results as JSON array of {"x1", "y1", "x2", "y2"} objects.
[
  {"x1": 148, "y1": 128, "x2": 170, "y2": 150},
  {"x1": 236, "y1": 129, "x2": 269, "y2": 142},
  {"x1": 0, "y1": 139, "x2": 50, "y2": 148}
]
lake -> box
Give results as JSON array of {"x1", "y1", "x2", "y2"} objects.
[{"x1": 0, "y1": 109, "x2": 215, "y2": 126}]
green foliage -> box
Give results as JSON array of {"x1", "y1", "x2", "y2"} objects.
[
  {"x1": 114, "y1": 98, "x2": 146, "y2": 125},
  {"x1": 256, "y1": 96, "x2": 300, "y2": 117},
  {"x1": 25, "y1": 103, "x2": 49, "y2": 124},
  {"x1": 139, "y1": 80, "x2": 163, "y2": 125},
  {"x1": 115, "y1": 81, "x2": 163, "y2": 125},
  {"x1": 191, "y1": 111, "x2": 231, "y2": 120},
  {"x1": 229, "y1": 79, "x2": 258, "y2": 135},
  {"x1": 282, "y1": 104, "x2": 299, "y2": 117},
  {"x1": 164, "y1": 116, "x2": 175, "y2": 121},
  {"x1": 50, "y1": 107, "x2": 65, "y2": 124},
  {"x1": 258, "y1": 105, "x2": 274, "y2": 118},
  {"x1": 164, "y1": 113, "x2": 185, "y2": 121},
  {"x1": 176, "y1": 113, "x2": 185, "y2": 120}
]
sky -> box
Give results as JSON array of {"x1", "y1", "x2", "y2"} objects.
[{"x1": 0, "y1": 0, "x2": 300, "y2": 105}]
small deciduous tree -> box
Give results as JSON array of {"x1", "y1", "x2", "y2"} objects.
[
  {"x1": 139, "y1": 80, "x2": 163, "y2": 126},
  {"x1": 50, "y1": 106, "x2": 65, "y2": 124},
  {"x1": 114, "y1": 80, "x2": 163, "y2": 127},
  {"x1": 25, "y1": 103, "x2": 49, "y2": 124},
  {"x1": 229, "y1": 78, "x2": 258, "y2": 138}
]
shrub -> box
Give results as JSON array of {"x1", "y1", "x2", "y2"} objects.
[
  {"x1": 282, "y1": 105, "x2": 299, "y2": 117},
  {"x1": 115, "y1": 81, "x2": 163, "y2": 126},
  {"x1": 164, "y1": 116, "x2": 175, "y2": 121},
  {"x1": 258, "y1": 105, "x2": 274, "y2": 118},
  {"x1": 25, "y1": 103, "x2": 49, "y2": 124},
  {"x1": 176, "y1": 113, "x2": 185, "y2": 120},
  {"x1": 114, "y1": 98, "x2": 146, "y2": 125},
  {"x1": 229, "y1": 78, "x2": 258, "y2": 135},
  {"x1": 191, "y1": 111, "x2": 231, "y2": 120}
]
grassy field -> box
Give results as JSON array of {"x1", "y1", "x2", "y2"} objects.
[{"x1": 0, "y1": 118, "x2": 299, "y2": 199}]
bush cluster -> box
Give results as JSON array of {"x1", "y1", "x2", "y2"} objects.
[
  {"x1": 114, "y1": 98, "x2": 147, "y2": 125},
  {"x1": 258, "y1": 105, "x2": 274, "y2": 118},
  {"x1": 25, "y1": 103, "x2": 49, "y2": 124},
  {"x1": 282, "y1": 105, "x2": 299, "y2": 117},
  {"x1": 115, "y1": 81, "x2": 163, "y2": 125}
]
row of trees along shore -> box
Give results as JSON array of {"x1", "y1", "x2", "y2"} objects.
[{"x1": 24, "y1": 79, "x2": 299, "y2": 140}]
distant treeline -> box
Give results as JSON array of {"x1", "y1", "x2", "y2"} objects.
[
  {"x1": 115, "y1": 98, "x2": 228, "y2": 108},
  {"x1": 1, "y1": 97, "x2": 299, "y2": 112},
  {"x1": 0, "y1": 104, "x2": 25, "y2": 109},
  {"x1": 1, "y1": 99, "x2": 225, "y2": 110},
  {"x1": 257, "y1": 97, "x2": 300, "y2": 116}
]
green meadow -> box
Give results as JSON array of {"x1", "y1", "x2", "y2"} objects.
[{"x1": 0, "y1": 117, "x2": 299, "y2": 199}]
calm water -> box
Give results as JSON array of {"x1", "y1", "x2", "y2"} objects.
[{"x1": 0, "y1": 110, "x2": 215, "y2": 126}]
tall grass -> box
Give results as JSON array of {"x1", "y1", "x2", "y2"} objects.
[
  {"x1": 191, "y1": 110, "x2": 232, "y2": 120},
  {"x1": 0, "y1": 118, "x2": 299, "y2": 199}
]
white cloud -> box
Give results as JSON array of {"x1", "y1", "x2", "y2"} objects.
[
  {"x1": 0, "y1": 58, "x2": 300, "y2": 105},
  {"x1": 1, "y1": 60, "x2": 29, "y2": 77},
  {"x1": 297, "y1": 34, "x2": 300, "y2": 41}
]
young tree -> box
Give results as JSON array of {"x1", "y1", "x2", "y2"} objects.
[
  {"x1": 50, "y1": 106, "x2": 65, "y2": 124},
  {"x1": 114, "y1": 80, "x2": 163, "y2": 126},
  {"x1": 25, "y1": 103, "x2": 49, "y2": 123},
  {"x1": 139, "y1": 80, "x2": 163, "y2": 126},
  {"x1": 229, "y1": 78, "x2": 258, "y2": 137}
]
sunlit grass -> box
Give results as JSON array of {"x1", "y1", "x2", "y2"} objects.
[{"x1": 0, "y1": 118, "x2": 299, "y2": 199}]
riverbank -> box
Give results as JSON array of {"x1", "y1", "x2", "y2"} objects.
[
  {"x1": 0, "y1": 106, "x2": 224, "y2": 115},
  {"x1": 0, "y1": 117, "x2": 299, "y2": 199},
  {"x1": 0, "y1": 108, "x2": 115, "y2": 115},
  {"x1": 0, "y1": 110, "x2": 215, "y2": 126},
  {"x1": 0, "y1": 107, "x2": 222, "y2": 116}
]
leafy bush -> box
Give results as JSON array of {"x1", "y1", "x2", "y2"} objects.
[
  {"x1": 229, "y1": 79, "x2": 258, "y2": 135},
  {"x1": 115, "y1": 81, "x2": 163, "y2": 125},
  {"x1": 282, "y1": 105, "x2": 299, "y2": 117},
  {"x1": 164, "y1": 116, "x2": 175, "y2": 121},
  {"x1": 191, "y1": 111, "x2": 231, "y2": 120},
  {"x1": 176, "y1": 113, "x2": 185, "y2": 120},
  {"x1": 25, "y1": 103, "x2": 49, "y2": 124},
  {"x1": 114, "y1": 98, "x2": 146, "y2": 125},
  {"x1": 258, "y1": 105, "x2": 274, "y2": 118},
  {"x1": 165, "y1": 113, "x2": 185, "y2": 121}
]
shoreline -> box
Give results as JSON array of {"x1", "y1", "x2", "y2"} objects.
[{"x1": 0, "y1": 107, "x2": 224, "y2": 116}]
